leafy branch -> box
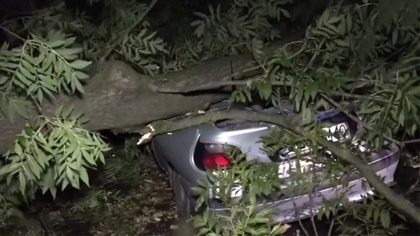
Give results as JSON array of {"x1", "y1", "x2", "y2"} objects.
[
  {"x1": 0, "y1": 30, "x2": 91, "y2": 118},
  {"x1": 99, "y1": 0, "x2": 159, "y2": 62},
  {"x1": 0, "y1": 107, "x2": 110, "y2": 199}
]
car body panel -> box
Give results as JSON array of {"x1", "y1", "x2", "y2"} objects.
[
  {"x1": 152, "y1": 126, "x2": 201, "y2": 182},
  {"x1": 206, "y1": 144, "x2": 399, "y2": 223},
  {"x1": 151, "y1": 102, "x2": 400, "y2": 223}
]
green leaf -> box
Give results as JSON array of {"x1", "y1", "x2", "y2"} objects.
[
  {"x1": 195, "y1": 195, "x2": 205, "y2": 211},
  {"x1": 280, "y1": 9, "x2": 290, "y2": 18},
  {"x1": 0, "y1": 76, "x2": 9, "y2": 85},
  {"x1": 69, "y1": 60, "x2": 92, "y2": 70},
  {"x1": 202, "y1": 209, "x2": 209, "y2": 224},
  {"x1": 271, "y1": 224, "x2": 291, "y2": 234},
  {"x1": 64, "y1": 37, "x2": 77, "y2": 47},
  {"x1": 79, "y1": 167, "x2": 90, "y2": 187},
  {"x1": 198, "y1": 228, "x2": 210, "y2": 235},
  {"x1": 74, "y1": 71, "x2": 89, "y2": 80},
  {"x1": 334, "y1": 39, "x2": 349, "y2": 47},
  {"x1": 380, "y1": 208, "x2": 390, "y2": 229},
  {"x1": 21, "y1": 58, "x2": 36, "y2": 73},
  {"x1": 19, "y1": 171, "x2": 27, "y2": 195},
  {"x1": 66, "y1": 166, "x2": 74, "y2": 183},
  {"x1": 247, "y1": 217, "x2": 269, "y2": 224},
  {"x1": 83, "y1": 151, "x2": 97, "y2": 166},
  {"x1": 73, "y1": 79, "x2": 85, "y2": 94},
  {"x1": 259, "y1": 81, "x2": 272, "y2": 100},
  {"x1": 61, "y1": 178, "x2": 69, "y2": 191},
  {"x1": 48, "y1": 40, "x2": 65, "y2": 48},
  {"x1": 14, "y1": 142, "x2": 23, "y2": 156},
  {"x1": 0, "y1": 163, "x2": 20, "y2": 175},
  {"x1": 15, "y1": 71, "x2": 33, "y2": 86},
  {"x1": 374, "y1": 205, "x2": 380, "y2": 224},
  {"x1": 55, "y1": 48, "x2": 83, "y2": 56}
]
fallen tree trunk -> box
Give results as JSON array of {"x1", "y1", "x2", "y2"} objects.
[
  {"x1": 0, "y1": 36, "x2": 299, "y2": 154},
  {"x1": 0, "y1": 57, "x2": 236, "y2": 154}
]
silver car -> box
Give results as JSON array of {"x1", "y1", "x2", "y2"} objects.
[{"x1": 151, "y1": 99, "x2": 400, "y2": 223}]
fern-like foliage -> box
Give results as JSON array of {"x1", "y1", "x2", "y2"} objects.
[
  {"x1": 0, "y1": 12, "x2": 110, "y2": 227},
  {"x1": 0, "y1": 0, "x2": 170, "y2": 228},
  {"x1": 0, "y1": 31, "x2": 90, "y2": 117},
  {"x1": 2, "y1": 0, "x2": 169, "y2": 76},
  {"x1": 161, "y1": 0, "x2": 292, "y2": 72},
  {"x1": 117, "y1": 29, "x2": 167, "y2": 76},
  {"x1": 190, "y1": 1, "x2": 291, "y2": 58},
  {"x1": 232, "y1": 0, "x2": 420, "y2": 149},
  {"x1": 225, "y1": 1, "x2": 419, "y2": 234},
  {"x1": 0, "y1": 105, "x2": 110, "y2": 198}
]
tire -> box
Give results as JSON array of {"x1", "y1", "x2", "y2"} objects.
[{"x1": 171, "y1": 170, "x2": 194, "y2": 222}]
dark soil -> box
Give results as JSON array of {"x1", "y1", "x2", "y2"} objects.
[{"x1": 3, "y1": 141, "x2": 419, "y2": 236}]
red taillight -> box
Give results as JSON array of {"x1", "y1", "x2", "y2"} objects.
[{"x1": 203, "y1": 153, "x2": 231, "y2": 170}]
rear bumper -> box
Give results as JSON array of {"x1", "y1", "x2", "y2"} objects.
[{"x1": 206, "y1": 145, "x2": 400, "y2": 223}]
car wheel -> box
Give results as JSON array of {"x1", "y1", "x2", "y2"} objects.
[{"x1": 171, "y1": 170, "x2": 194, "y2": 222}]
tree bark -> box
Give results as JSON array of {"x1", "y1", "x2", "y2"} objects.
[
  {"x1": 0, "y1": 58, "x2": 228, "y2": 154},
  {"x1": 0, "y1": 52, "x2": 262, "y2": 154}
]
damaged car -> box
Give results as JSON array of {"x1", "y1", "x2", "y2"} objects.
[{"x1": 151, "y1": 99, "x2": 400, "y2": 223}]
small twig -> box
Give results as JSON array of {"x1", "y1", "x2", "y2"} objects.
[
  {"x1": 336, "y1": 92, "x2": 395, "y2": 104},
  {"x1": 292, "y1": 191, "x2": 310, "y2": 236},
  {"x1": 327, "y1": 219, "x2": 335, "y2": 236},
  {"x1": 288, "y1": 40, "x2": 307, "y2": 59},
  {"x1": 378, "y1": 71, "x2": 400, "y2": 133},
  {"x1": 29, "y1": 94, "x2": 43, "y2": 115},
  {"x1": 99, "y1": 0, "x2": 158, "y2": 62},
  {"x1": 310, "y1": 216, "x2": 319, "y2": 236},
  {"x1": 304, "y1": 38, "x2": 325, "y2": 73},
  {"x1": 297, "y1": 218, "x2": 310, "y2": 236},
  {"x1": 308, "y1": 192, "x2": 319, "y2": 236},
  {"x1": 402, "y1": 139, "x2": 420, "y2": 145},
  {"x1": 0, "y1": 25, "x2": 25, "y2": 42}
]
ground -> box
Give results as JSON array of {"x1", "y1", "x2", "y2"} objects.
[
  {"x1": 3, "y1": 138, "x2": 181, "y2": 235},
  {"x1": 47, "y1": 156, "x2": 180, "y2": 235},
  {"x1": 3, "y1": 136, "x2": 419, "y2": 236},
  {"x1": 4, "y1": 144, "x2": 319, "y2": 236},
  {"x1": 86, "y1": 158, "x2": 179, "y2": 236}
]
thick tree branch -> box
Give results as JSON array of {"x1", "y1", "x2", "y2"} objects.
[
  {"x1": 137, "y1": 109, "x2": 420, "y2": 224},
  {"x1": 149, "y1": 66, "x2": 262, "y2": 93},
  {"x1": 402, "y1": 139, "x2": 420, "y2": 144},
  {"x1": 154, "y1": 77, "x2": 404, "y2": 147},
  {"x1": 154, "y1": 77, "x2": 395, "y2": 104}
]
